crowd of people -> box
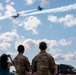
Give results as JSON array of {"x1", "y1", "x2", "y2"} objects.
[{"x1": 0, "y1": 41, "x2": 55, "y2": 75}]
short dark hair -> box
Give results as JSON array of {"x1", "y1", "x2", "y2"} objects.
[
  {"x1": 17, "y1": 45, "x2": 25, "y2": 53},
  {"x1": 39, "y1": 41, "x2": 47, "y2": 50}
]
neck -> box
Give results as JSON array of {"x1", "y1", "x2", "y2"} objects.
[
  {"x1": 19, "y1": 52, "x2": 23, "y2": 55},
  {"x1": 41, "y1": 50, "x2": 46, "y2": 52}
]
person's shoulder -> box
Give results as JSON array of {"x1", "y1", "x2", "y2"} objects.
[
  {"x1": 45, "y1": 52, "x2": 50, "y2": 55},
  {"x1": 46, "y1": 52, "x2": 54, "y2": 59},
  {"x1": 23, "y1": 55, "x2": 29, "y2": 62},
  {"x1": 35, "y1": 53, "x2": 40, "y2": 58},
  {"x1": 32, "y1": 53, "x2": 39, "y2": 61},
  {"x1": 13, "y1": 55, "x2": 18, "y2": 60},
  {"x1": 23, "y1": 55, "x2": 28, "y2": 59},
  {"x1": 13, "y1": 55, "x2": 20, "y2": 64}
]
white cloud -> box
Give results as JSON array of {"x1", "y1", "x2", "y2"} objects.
[
  {"x1": 12, "y1": 19, "x2": 22, "y2": 27},
  {"x1": 54, "y1": 53, "x2": 65, "y2": 60},
  {"x1": 0, "y1": 12, "x2": 2, "y2": 16},
  {"x1": 41, "y1": 0, "x2": 49, "y2": 6},
  {"x1": 48, "y1": 15, "x2": 58, "y2": 23},
  {"x1": 0, "y1": 29, "x2": 25, "y2": 50},
  {"x1": 0, "y1": 26, "x2": 1, "y2": 29},
  {"x1": 0, "y1": 29, "x2": 19, "y2": 42},
  {"x1": 15, "y1": 39, "x2": 38, "y2": 50},
  {"x1": 7, "y1": 51, "x2": 17, "y2": 56},
  {"x1": 25, "y1": 0, "x2": 49, "y2": 6},
  {"x1": 12, "y1": 19, "x2": 20, "y2": 25},
  {"x1": 15, "y1": 39, "x2": 59, "y2": 52},
  {"x1": 0, "y1": 41, "x2": 11, "y2": 50},
  {"x1": 6, "y1": 0, "x2": 10, "y2": 3},
  {"x1": 55, "y1": 52, "x2": 76, "y2": 60},
  {"x1": 5, "y1": 5, "x2": 16, "y2": 16},
  {"x1": 47, "y1": 40, "x2": 58, "y2": 48},
  {"x1": 0, "y1": 4, "x2": 16, "y2": 20},
  {"x1": 9, "y1": 2, "x2": 15, "y2": 6},
  {"x1": 15, "y1": 38, "x2": 73, "y2": 51},
  {"x1": 12, "y1": 16, "x2": 41, "y2": 35},
  {"x1": 63, "y1": 52, "x2": 76, "y2": 60},
  {"x1": 23, "y1": 16, "x2": 41, "y2": 34},
  {"x1": 15, "y1": 39, "x2": 58, "y2": 51},
  {"x1": 0, "y1": 3, "x2": 4, "y2": 11},
  {"x1": 58, "y1": 39, "x2": 72, "y2": 46},
  {"x1": 49, "y1": 48, "x2": 61, "y2": 56},
  {"x1": 48, "y1": 14, "x2": 76, "y2": 27},
  {"x1": 25, "y1": 0, "x2": 36, "y2": 5}
]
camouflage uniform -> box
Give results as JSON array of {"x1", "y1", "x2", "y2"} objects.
[
  {"x1": 13, "y1": 54, "x2": 30, "y2": 75},
  {"x1": 32, "y1": 52, "x2": 55, "y2": 75}
]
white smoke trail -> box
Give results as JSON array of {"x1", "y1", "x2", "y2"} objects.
[
  {"x1": 21, "y1": 3, "x2": 76, "y2": 16},
  {"x1": 19, "y1": 9, "x2": 37, "y2": 14},
  {"x1": 0, "y1": 3, "x2": 76, "y2": 20},
  {"x1": 0, "y1": 9, "x2": 37, "y2": 20},
  {"x1": 0, "y1": 15, "x2": 10, "y2": 20}
]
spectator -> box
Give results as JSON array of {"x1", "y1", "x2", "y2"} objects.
[
  {"x1": 13, "y1": 45, "x2": 30, "y2": 75},
  {"x1": 32, "y1": 41, "x2": 55, "y2": 75},
  {"x1": 0, "y1": 54, "x2": 13, "y2": 75}
]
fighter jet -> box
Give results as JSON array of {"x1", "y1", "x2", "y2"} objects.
[
  {"x1": 37, "y1": 6, "x2": 43, "y2": 11},
  {"x1": 12, "y1": 13, "x2": 20, "y2": 19}
]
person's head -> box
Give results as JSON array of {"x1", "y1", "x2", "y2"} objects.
[
  {"x1": 39, "y1": 41, "x2": 47, "y2": 50},
  {"x1": 17, "y1": 45, "x2": 25, "y2": 53},
  {"x1": 1, "y1": 54, "x2": 8, "y2": 69}
]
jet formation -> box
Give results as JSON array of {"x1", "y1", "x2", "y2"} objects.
[{"x1": 11, "y1": 6, "x2": 43, "y2": 19}]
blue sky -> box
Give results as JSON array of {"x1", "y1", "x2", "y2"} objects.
[{"x1": 0, "y1": 0, "x2": 76, "y2": 72}]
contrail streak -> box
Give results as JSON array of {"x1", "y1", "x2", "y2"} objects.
[
  {"x1": 19, "y1": 9, "x2": 37, "y2": 14},
  {"x1": 0, "y1": 9, "x2": 37, "y2": 20},
  {"x1": 21, "y1": 3, "x2": 76, "y2": 16},
  {"x1": 0, "y1": 16, "x2": 10, "y2": 20},
  {"x1": 0, "y1": 3, "x2": 76, "y2": 20}
]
